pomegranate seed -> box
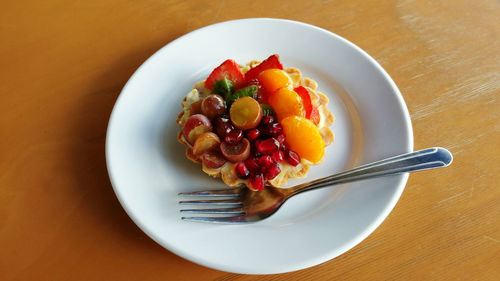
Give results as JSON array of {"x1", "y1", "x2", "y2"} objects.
[
  {"x1": 255, "y1": 91, "x2": 266, "y2": 104},
  {"x1": 244, "y1": 158, "x2": 260, "y2": 173},
  {"x1": 271, "y1": 150, "x2": 285, "y2": 162},
  {"x1": 235, "y1": 162, "x2": 250, "y2": 179},
  {"x1": 256, "y1": 138, "x2": 280, "y2": 155},
  {"x1": 252, "y1": 139, "x2": 262, "y2": 157},
  {"x1": 215, "y1": 116, "x2": 234, "y2": 137},
  {"x1": 258, "y1": 126, "x2": 269, "y2": 136},
  {"x1": 249, "y1": 173, "x2": 265, "y2": 191},
  {"x1": 259, "y1": 123, "x2": 282, "y2": 137},
  {"x1": 280, "y1": 142, "x2": 289, "y2": 151},
  {"x1": 264, "y1": 164, "x2": 281, "y2": 180},
  {"x1": 224, "y1": 129, "x2": 243, "y2": 144},
  {"x1": 246, "y1": 128, "x2": 261, "y2": 141},
  {"x1": 246, "y1": 79, "x2": 269, "y2": 103},
  {"x1": 275, "y1": 134, "x2": 285, "y2": 145},
  {"x1": 201, "y1": 151, "x2": 227, "y2": 169},
  {"x1": 268, "y1": 123, "x2": 283, "y2": 136},
  {"x1": 262, "y1": 115, "x2": 275, "y2": 126},
  {"x1": 286, "y1": 150, "x2": 301, "y2": 166},
  {"x1": 257, "y1": 155, "x2": 274, "y2": 167}
]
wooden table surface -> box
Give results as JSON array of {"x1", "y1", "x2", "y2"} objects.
[{"x1": 1, "y1": 1, "x2": 499, "y2": 280}]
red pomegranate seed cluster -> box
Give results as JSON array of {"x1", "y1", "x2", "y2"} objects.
[
  {"x1": 191, "y1": 108, "x2": 302, "y2": 191},
  {"x1": 245, "y1": 128, "x2": 260, "y2": 141},
  {"x1": 235, "y1": 162, "x2": 250, "y2": 179},
  {"x1": 256, "y1": 138, "x2": 280, "y2": 155},
  {"x1": 181, "y1": 55, "x2": 313, "y2": 192},
  {"x1": 232, "y1": 114, "x2": 302, "y2": 190}
]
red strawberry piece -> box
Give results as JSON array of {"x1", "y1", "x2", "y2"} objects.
[
  {"x1": 244, "y1": 54, "x2": 283, "y2": 83},
  {"x1": 310, "y1": 107, "x2": 320, "y2": 125},
  {"x1": 294, "y1": 86, "x2": 313, "y2": 119},
  {"x1": 205, "y1": 59, "x2": 245, "y2": 90}
]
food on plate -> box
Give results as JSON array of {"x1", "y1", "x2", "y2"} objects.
[
  {"x1": 176, "y1": 54, "x2": 334, "y2": 191},
  {"x1": 229, "y1": 97, "x2": 263, "y2": 130}
]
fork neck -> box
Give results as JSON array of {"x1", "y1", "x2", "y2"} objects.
[{"x1": 285, "y1": 147, "x2": 453, "y2": 197}]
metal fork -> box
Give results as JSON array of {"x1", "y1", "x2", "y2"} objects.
[{"x1": 178, "y1": 147, "x2": 453, "y2": 224}]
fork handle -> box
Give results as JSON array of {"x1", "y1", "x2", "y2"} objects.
[{"x1": 290, "y1": 147, "x2": 453, "y2": 195}]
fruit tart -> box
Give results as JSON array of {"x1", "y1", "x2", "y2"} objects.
[{"x1": 177, "y1": 54, "x2": 334, "y2": 191}]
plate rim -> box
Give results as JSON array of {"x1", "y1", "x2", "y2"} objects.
[{"x1": 105, "y1": 18, "x2": 414, "y2": 274}]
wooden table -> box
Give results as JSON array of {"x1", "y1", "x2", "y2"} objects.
[{"x1": 1, "y1": 1, "x2": 499, "y2": 280}]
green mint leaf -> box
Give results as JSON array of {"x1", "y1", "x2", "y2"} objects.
[
  {"x1": 227, "y1": 85, "x2": 258, "y2": 104},
  {"x1": 213, "y1": 78, "x2": 234, "y2": 99},
  {"x1": 260, "y1": 104, "x2": 275, "y2": 116}
]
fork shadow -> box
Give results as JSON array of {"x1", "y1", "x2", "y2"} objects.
[{"x1": 65, "y1": 39, "x2": 222, "y2": 276}]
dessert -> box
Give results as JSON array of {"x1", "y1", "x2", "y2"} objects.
[{"x1": 177, "y1": 55, "x2": 334, "y2": 191}]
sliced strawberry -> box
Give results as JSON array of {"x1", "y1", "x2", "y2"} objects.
[
  {"x1": 205, "y1": 59, "x2": 245, "y2": 90},
  {"x1": 294, "y1": 86, "x2": 320, "y2": 125},
  {"x1": 294, "y1": 86, "x2": 313, "y2": 118},
  {"x1": 244, "y1": 54, "x2": 283, "y2": 82},
  {"x1": 310, "y1": 107, "x2": 320, "y2": 125}
]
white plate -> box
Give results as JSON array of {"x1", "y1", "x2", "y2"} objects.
[{"x1": 106, "y1": 18, "x2": 413, "y2": 274}]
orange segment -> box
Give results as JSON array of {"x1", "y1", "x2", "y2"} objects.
[
  {"x1": 281, "y1": 116, "x2": 325, "y2": 163},
  {"x1": 268, "y1": 88, "x2": 305, "y2": 121},
  {"x1": 257, "y1": 69, "x2": 292, "y2": 94}
]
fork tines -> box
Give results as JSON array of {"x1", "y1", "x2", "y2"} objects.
[
  {"x1": 178, "y1": 188, "x2": 246, "y2": 223},
  {"x1": 178, "y1": 188, "x2": 241, "y2": 197}
]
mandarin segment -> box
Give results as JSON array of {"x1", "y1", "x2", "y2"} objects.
[
  {"x1": 268, "y1": 88, "x2": 305, "y2": 121},
  {"x1": 281, "y1": 116, "x2": 325, "y2": 163},
  {"x1": 257, "y1": 69, "x2": 293, "y2": 94}
]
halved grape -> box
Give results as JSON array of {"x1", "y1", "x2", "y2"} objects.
[
  {"x1": 229, "y1": 97, "x2": 263, "y2": 130},
  {"x1": 182, "y1": 114, "x2": 212, "y2": 145},
  {"x1": 201, "y1": 151, "x2": 227, "y2": 169},
  {"x1": 190, "y1": 100, "x2": 203, "y2": 115},
  {"x1": 220, "y1": 138, "x2": 250, "y2": 163},
  {"x1": 193, "y1": 132, "x2": 220, "y2": 156},
  {"x1": 201, "y1": 94, "x2": 226, "y2": 119}
]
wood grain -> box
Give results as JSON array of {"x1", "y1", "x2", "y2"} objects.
[{"x1": 1, "y1": 0, "x2": 499, "y2": 280}]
